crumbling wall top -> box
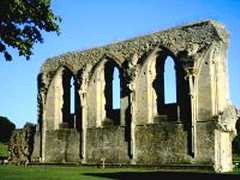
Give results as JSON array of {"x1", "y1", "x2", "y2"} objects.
[{"x1": 40, "y1": 20, "x2": 228, "y2": 80}]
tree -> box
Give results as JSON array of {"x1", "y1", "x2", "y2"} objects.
[
  {"x1": 0, "y1": 116, "x2": 15, "y2": 143},
  {"x1": 0, "y1": 0, "x2": 61, "y2": 61}
]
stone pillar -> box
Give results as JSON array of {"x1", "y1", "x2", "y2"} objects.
[
  {"x1": 41, "y1": 68, "x2": 65, "y2": 162},
  {"x1": 214, "y1": 104, "x2": 238, "y2": 172},
  {"x1": 125, "y1": 54, "x2": 138, "y2": 163},
  {"x1": 184, "y1": 66, "x2": 198, "y2": 157},
  {"x1": 78, "y1": 64, "x2": 91, "y2": 163},
  {"x1": 79, "y1": 91, "x2": 87, "y2": 163},
  {"x1": 214, "y1": 130, "x2": 233, "y2": 172},
  {"x1": 128, "y1": 83, "x2": 136, "y2": 162},
  {"x1": 95, "y1": 65, "x2": 106, "y2": 127}
]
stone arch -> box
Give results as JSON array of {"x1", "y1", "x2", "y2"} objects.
[
  {"x1": 136, "y1": 47, "x2": 182, "y2": 124},
  {"x1": 87, "y1": 57, "x2": 123, "y2": 127},
  {"x1": 101, "y1": 52, "x2": 124, "y2": 66},
  {"x1": 89, "y1": 53, "x2": 123, "y2": 79},
  {"x1": 61, "y1": 67, "x2": 80, "y2": 129},
  {"x1": 43, "y1": 63, "x2": 75, "y2": 94},
  {"x1": 196, "y1": 44, "x2": 229, "y2": 122},
  {"x1": 156, "y1": 46, "x2": 190, "y2": 125},
  {"x1": 44, "y1": 66, "x2": 79, "y2": 130},
  {"x1": 155, "y1": 54, "x2": 179, "y2": 120}
]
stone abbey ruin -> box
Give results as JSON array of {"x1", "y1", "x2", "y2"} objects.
[{"x1": 9, "y1": 20, "x2": 240, "y2": 172}]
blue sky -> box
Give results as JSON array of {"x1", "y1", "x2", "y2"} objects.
[{"x1": 0, "y1": 0, "x2": 239, "y2": 128}]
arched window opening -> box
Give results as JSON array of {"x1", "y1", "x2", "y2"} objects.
[
  {"x1": 164, "y1": 56, "x2": 176, "y2": 104},
  {"x1": 112, "y1": 67, "x2": 120, "y2": 110},
  {"x1": 103, "y1": 61, "x2": 121, "y2": 124},
  {"x1": 62, "y1": 71, "x2": 79, "y2": 129},
  {"x1": 70, "y1": 76, "x2": 75, "y2": 114},
  {"x1": 152, "y1": 54, "x2": 178, "y2": 122}
]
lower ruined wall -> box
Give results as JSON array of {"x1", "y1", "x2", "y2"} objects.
[
  {"x1": 134, "y1": 121, "x2": 215, "y2": 166},
  {"x1": 134, "y1": 122, "x2": 190, "y2": 165},
  {"x1": 39, "y1": 121, "x2": 217, "y2": 166},
  {"x1": 31, "y1": 130, "x2": 41, "y2": 162},
  {"x1": 85, "y1": 126, "x2": 129, "y2": 164},
  {"x1": 26, "y1": 119, "x2": 233, "y2": 172},
  {"x1": 44, "y1": 129, "x2": 80, "y2": 162},
  {"x1": 195, "y1": 121, "x2": 215, "y2": 164}
]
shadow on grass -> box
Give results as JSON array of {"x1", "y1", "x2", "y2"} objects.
[{"x1": 84, "y1": 171, "x2": 240, "y2": 180}]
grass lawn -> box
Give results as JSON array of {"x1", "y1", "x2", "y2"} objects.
[
  {"x1": 0, "y1": 165, "x2": 239, "y2": 180},
  {"x1": 0, "y1": 143, "x2": 8, "y2": 157}
]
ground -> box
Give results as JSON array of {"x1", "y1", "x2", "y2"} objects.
[
  {"x1": 0, "y1": 165, "x2": 239, "y2": 180},
  {"x1": 1, "y1": 142, "x2": 240, "y2": 179},
  {"x1": 0, "y1": 143, "x2": 8, "y2": 157}
]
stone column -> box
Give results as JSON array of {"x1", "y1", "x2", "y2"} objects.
[
  {"x1": 184, "y1": 66, "x2": 198, "y2": 157},
  {"x1": 37, "y1": 74, "x2": 46, "y2": 162},
  {"x1": 39, "y1": 78, "x2": 48, "y2": 162},
  {"x1": 128, "y1": 81, "x2": 136, "y2": 163},
  {"x1": 78, "y1": 64, "x2": 91, "y2": 163},
  {"x1": 125, "y1": 54, "x2": 138, "y2": 163},
  {"x1": 79, "y1": 90, "x2": 86, "y2": 162},
  {"x1": 214, "y1": 105, "x2": 239, "y2": 172}
]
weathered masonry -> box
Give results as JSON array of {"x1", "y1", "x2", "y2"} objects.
[{"x1": 34, "y1": 20, "x2": 239, "y2": 172}]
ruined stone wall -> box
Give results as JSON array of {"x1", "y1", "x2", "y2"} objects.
[
  {"x1": 8, "y1": 123, "x2": 36, "y2": 165},
  {"x1": 35, "y1": 20, "x2": 238, "y2": 172},
  {"x1": 85, "y1": 126, "x2": 129, "y2": 164},
  {"x1": 44, "y1": 129, "x2": 80, "y2": 162}
]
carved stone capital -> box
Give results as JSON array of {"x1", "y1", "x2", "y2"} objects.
[
  {"x1": 184, "y1": 67, "x2": 198, "y2": 80},
  {"x1": 214, "y1": 104, "x2": 239, "y2": 138},
  {"x1": 77, "y1": 64, "x2": 92, "y2": 92},
  {"x1": 123, "y1": 54, "x2": 139, "y2": 92}
]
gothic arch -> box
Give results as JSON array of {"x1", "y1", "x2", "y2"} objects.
[
  {"x1": 87, "y1": 57, "x2": 123, "y2": 127},
  {"x1": 44, "y1": 66, "x2": 79, "y2": 130},
  {"x1": 44, "y1": 64, "x2": 75, "y2": 94},
  {"x1": 136, "y1": 47, "x2": 182, "y2": 124},
  {"x1": 89, "y1": 54, "x2": 123, "y2": 80}
]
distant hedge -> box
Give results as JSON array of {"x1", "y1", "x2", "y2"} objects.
[{"x1": 0, "y1": 116, "x2": 15, "y2": 143}]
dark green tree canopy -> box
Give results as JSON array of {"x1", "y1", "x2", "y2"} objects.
[
  {"x1": 0, "y1": 116, "x2": 15, "y2": 143},
  {"x1": 0, "y1": 0, "x2": 61, "y2": 61}
]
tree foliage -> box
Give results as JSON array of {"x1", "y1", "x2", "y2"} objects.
[
  {"x1": 0, "y1": 116, "x2": 15, "y2": 143},
  {"x1": 0, "y1": 0, "x2": 61, "y2": 61}
]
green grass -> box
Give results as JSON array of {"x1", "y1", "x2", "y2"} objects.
[
  {"x1": 0, "y1": 143, "x2": 8, "y2": 157},
  {"x1": 0, "y1": 165, "x2": 149, "y2": 180},
  {"x1": 0, "y1": 165, "x2": 239, "y2": 180}
]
